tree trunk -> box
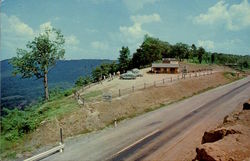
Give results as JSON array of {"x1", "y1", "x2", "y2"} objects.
[{"x1": 43, "y1": 73, "x2": 49, "y2": 100}]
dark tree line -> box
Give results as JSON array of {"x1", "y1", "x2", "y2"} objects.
[{"x1": 76, "y1": 35, "x2": 249, "y2": 86}]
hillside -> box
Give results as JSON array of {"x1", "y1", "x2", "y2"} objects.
[{"x1": 0, "y1": 59, "x2": 112, "y2": 109}]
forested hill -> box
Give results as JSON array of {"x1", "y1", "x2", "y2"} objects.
[{"x1": 1, "y1": 59, "x2": 112, "y2": 109}]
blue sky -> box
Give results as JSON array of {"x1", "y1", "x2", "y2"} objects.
[{"x1": 1, "y1": 0, "x2": 250, "y2": 60}]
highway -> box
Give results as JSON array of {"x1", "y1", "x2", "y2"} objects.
[{"x1": 43, "y1": 76, "x2": 250, "y2": 161}]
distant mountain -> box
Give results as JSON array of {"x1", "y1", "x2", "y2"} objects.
[{"x1": 1, "y1": 59, "x2": 112, "y2": 109}]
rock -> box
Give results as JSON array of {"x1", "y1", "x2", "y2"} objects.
[
  {"x1": 23, "y1": 151, "x2": 32, "y2": 158},
  {"x1": 202, "y1": 128, "x2": 240, "y2": 144},
  {"x1": 40, "y1": 120, "x2": 46, "y2": 125},
  {"x1": 193, "y1": 147, "x2": 217, "y2": 161},
  {"x1": 16, "y1": 153, "x2": 23, "y2": 158},
  {"x1": 243, "y1": 102, "x2": 250, "y2": 110},
  {"x1": 78, "y1": 99, "x2": 84, "y2": 105}
]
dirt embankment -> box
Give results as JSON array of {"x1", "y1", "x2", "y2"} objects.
[{"x1": 193, "y1": 100, "x2": 250, "y2": 161}]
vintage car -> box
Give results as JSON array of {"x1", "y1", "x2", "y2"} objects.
[{"x1": 120, "y1": 71, "x2": 136, "y2": 79}]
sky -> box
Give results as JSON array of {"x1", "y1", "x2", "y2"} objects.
[{"x1": 1, "y1": 0, "x2": 250, "y2": 60}]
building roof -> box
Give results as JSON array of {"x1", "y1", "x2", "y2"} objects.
[
  {"x1": 152, "y1": 63, "x2": 179, "y2": 68},
  {"x1": 162, "y1": 58, "x2": 178, "y2": 61}
]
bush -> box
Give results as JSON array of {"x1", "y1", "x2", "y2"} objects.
[
  {"x1": 64, "y1": 88, "x2": 76, "y2": 97},
  {"x1": 75, "y1": 76, "x2": 92, "y2": 87},
  {"x1": 1, "y1": 108, "x2": 41, "y2": 141}
]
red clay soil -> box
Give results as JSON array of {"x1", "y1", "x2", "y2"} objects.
[{"x1": 193, "y1": 100, "x2": 250, "y2": 161}]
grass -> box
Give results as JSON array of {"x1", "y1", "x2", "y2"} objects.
[
  {"x1": 39, "y1": 97, "x2": 79, "y2": 120},
  {"x1": 83, "y1": 90, "x2": 102, "y2": 101},
  {"x1": 0, "y1": 91, "x2": 79, "y2": 159}
]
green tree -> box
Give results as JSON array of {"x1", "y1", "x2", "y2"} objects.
[
  {"x1": 171, "y1": 43, "x2": 189, "y2": 61},
  {"x1": 118, "y1": 46, "x2": 131, "y2": 73},
  {"x1": 100, "y1": 63, "x2": 111, "y2": 77},
  {"x1": 197, "y1": 47, "x2": 205, "y2": 64},
  {"x1": 203, "y1": 52, "x2": 210, "y2": 63},
  {"x1": 92, "y1": 66, "x2": 102, "y2": 82},
  {"x1": 131, "y1": 35, "x2": 170, "y2": 68},
  {"x1": 190, "y1": 44, "x2": 197, "y2": 62},
  {"x1": 10, "y1": 27, "x2": 65, "y2": 100},
  {"x1": 75, "y1": 76, "x2": 92, "y2": 87},
  {"x1": 109, "y1": 61, "x2": 118, "y2": 74},
  {"x1": 211, "y1": 53, "x2": 216, "y2": 64}
]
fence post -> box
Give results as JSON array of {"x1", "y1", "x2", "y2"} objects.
[
  {"x1": 132, "y1": 86, "x2": 134, "y2": 92},
  {"x1": 189, "y1": 73, "x2": 191, "y2": 78},
  {"x1": 114, "y1": 119, "x2": 117, "y2": 127},
  {"x1": 119, "y1": 89, "x2": 121, "y2": 97},
  {"x1": 60, "y1": 128, "x2": 63, "y2": 152},
  {"x1": 171, "y1": 77, "x2": 172, "y2": 82},
  {"x1": 163, "y1": 79, "x2": 165, "y2": 84},
  {"x1": 154, "y1": 81, "x2": 156, "y2": 87},
  {"x1": 195, "y1": 72, "x2": 197, "y2": 77}
]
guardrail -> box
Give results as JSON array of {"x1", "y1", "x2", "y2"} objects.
[
  {"x1": 24, "y1": 143, "x2": 64, "y2": 161},
  {"x1": 24, "y1": 128, "x2": 64, "y2": 161}
]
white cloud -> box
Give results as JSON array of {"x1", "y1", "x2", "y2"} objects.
[
  {"x1": 119, "y1": 13, "x2": 161, "y2": 42},
  {"x1": 1, "y1": 13, "x2": 34, "y2": 37},
  {"x1": 131, "y1": 13, "x2": 161, "y2": 24},
  {"x1": 65, "y1": 35, "x2": 79, "y2": 46},
  {"x1": 193, "y1": 0, "x2": 250, "y2": 31},
  {"x1": 91, "y1": 41, "x2": 109, "y2": 50},
  {"x1": 1, "y1": 13, "x2": 81, "y2": 60},
  {"x1": 197, "y1": 40, "x2": 215, "y2": 50},
  {"x1": 1, "y1": 13, "x2": 35, "y2": 59},
  {"x1": 123, "y1": 0, "x2": 159, "y2": 11}
]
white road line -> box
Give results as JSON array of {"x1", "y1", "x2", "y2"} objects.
[{"x1": 111, "y1": 129, "x2": 160, "y2": 158}]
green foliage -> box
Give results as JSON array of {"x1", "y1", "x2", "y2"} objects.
[
  {"x1": 211, "y1": 53, "x2": 215, "y2": 64},
  {"x1": 0, "y1": 87, "x2": 79, "y2": 158},
  {"x1": 118, "y1": 46, "x2": 131, "y2": 73},
  {"x1": 132, "y1": 35, "x2": 170, "y2": 68},
  {"x1": 75, "y1": 76, "x2": 92, "y2": 87},
  {"x1": 171, "y1": 43, "x2": 189, "y2": 61},
  {"x1": 91, "y1": 61, "x2": 118, "y2": 82},
  {"x1": 92, "y1": 66, "x2": 102, "y2": 82},
  {"x1": 197, "y1": 47, "x2": 205, "y2": 64},
  {"x1": 1, "y1": 108, "x2": 41, "y2": 141},
  {"x1": 9, "y1": 27, "x2": 65, "y2": 100}
]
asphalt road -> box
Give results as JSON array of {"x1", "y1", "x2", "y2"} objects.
[{"x1": 43, "y1": 76, "x2": 250, "y2": 161}]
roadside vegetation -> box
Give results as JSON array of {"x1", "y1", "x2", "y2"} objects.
[{"x1": 1, "y1": 32, "x2": 249, "y2": 159}]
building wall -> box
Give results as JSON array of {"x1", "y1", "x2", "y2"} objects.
[{"x1": 152, "y1": 67, "x2": 179, "y2": 74}]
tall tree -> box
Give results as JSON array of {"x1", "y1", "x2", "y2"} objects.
[
  {"x1": 211, "y1": 53, "x2": 216, "y2": 64},
  {"x1": 10, "y1": 27, "x2": 65, "y2": 100},
  {"x1": 118, "y1": 46, "x2": 131, "y2": 73},
  {"x1": 92, "y1": 66, "x2": 102, "y2": 82},
  {"x1": 172, "y1": 43, "x2": 189, "y2": 61},
  {"x1": 190, "y1": 44, "x2": 197, "y2": 62},
  {"x1": 197, "y1": 47, "x2": 205, "y2": 64}
]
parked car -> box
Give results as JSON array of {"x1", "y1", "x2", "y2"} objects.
[
  {"x1": 120, "y1": 71, "x2": 136, "y2": 79},
  {"x1": 132, "y1": 68, "x2": 143, "y2": 77}
]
